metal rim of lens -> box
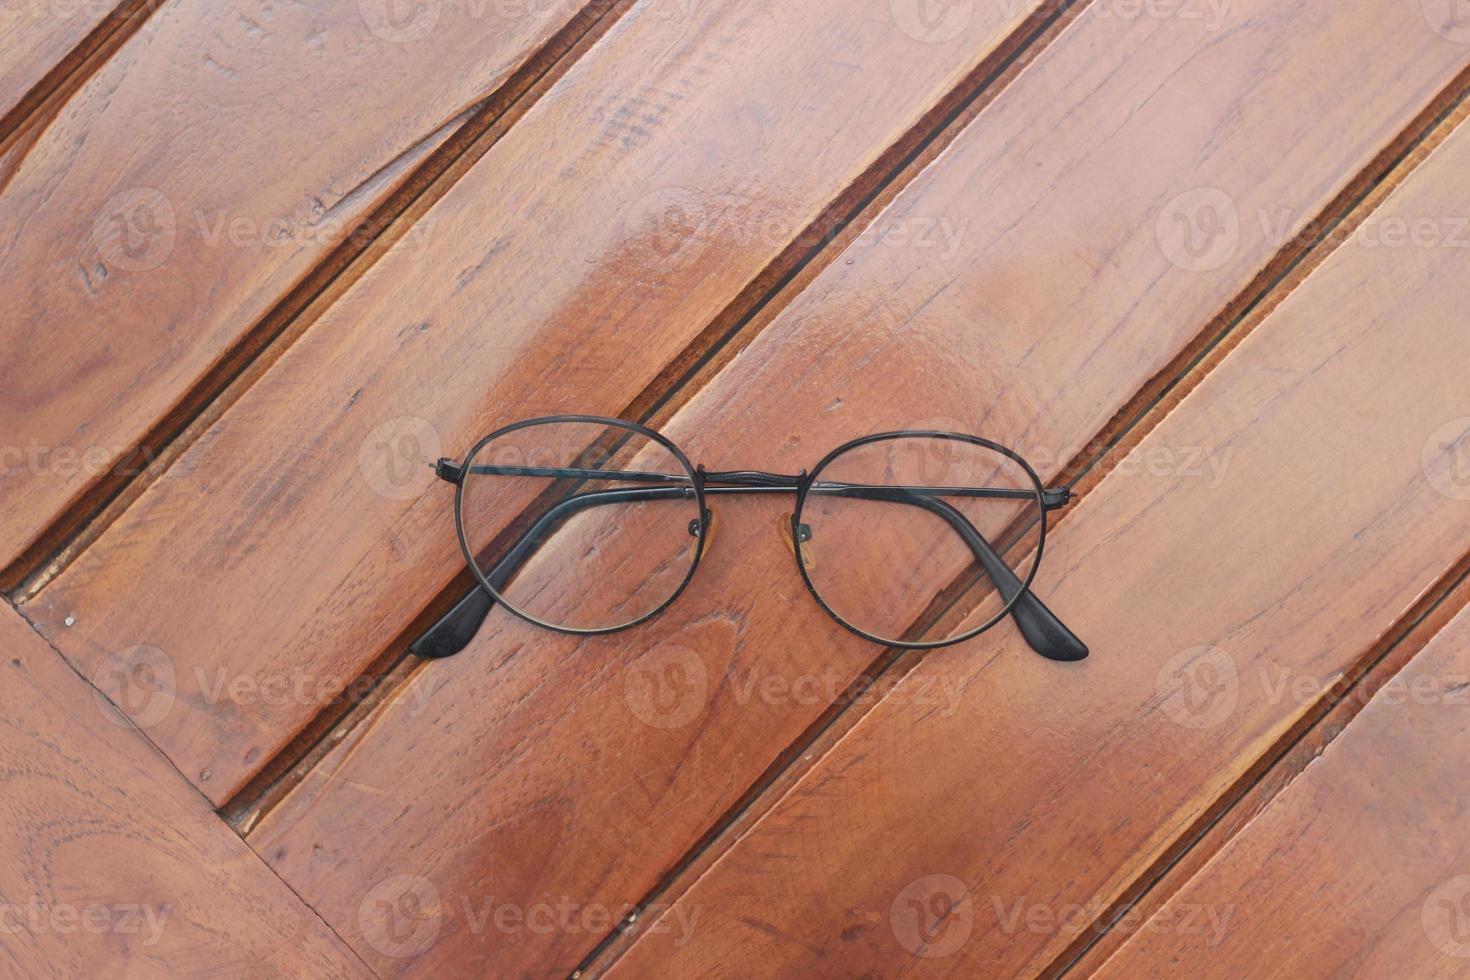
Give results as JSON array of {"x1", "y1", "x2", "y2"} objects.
[
  {"x1": 791, "y1": 430, "x2": 1048, "y2": 650},
  {"x1": 453, "y1": 414, "x2": 707, "y2": 636}
]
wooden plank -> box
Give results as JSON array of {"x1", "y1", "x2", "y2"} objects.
[
  {"x1": 26, "y1": 0, "x2": 1061, "y2": 804},
  {"x1": 1095, "y1": 601, "x2": 1470, "y2": 978},
  {"x1": 0, "y1": 0, "x2": 127, "y2": 128},
  {"x1": 243, "y1": 4, "x2": 1470, "y2": 978},
  {"x1": 0, "y1": 602, "x2": 370, "y2": 977},
  {"x1": 1066, "y1": 536, "x2": 1470, "y2": 974},
  {"x1": 0, "y1": 0, "x2": 609, "y2": 576},
  {"x1": 605, "y1": 114, "x2": 1470, "y2": 977}
]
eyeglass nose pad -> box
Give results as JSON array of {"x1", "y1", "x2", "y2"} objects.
[
  {"x1": 688, "y1": 507, "x2": 716, "y2": 558},
  {"x1": 780, "y1": 514, "x2": 815, "y2": 571}
]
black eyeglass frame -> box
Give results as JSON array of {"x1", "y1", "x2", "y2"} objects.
[
  {"x1": 452, "y1": 415, "x2": 708, "y2": 637},
  {"x1": 414, "y1": 414, "x2": 1087, "y2": 662},
  {"x1": 795, "y1": 428, "x2": 1049, "y2": 651}
]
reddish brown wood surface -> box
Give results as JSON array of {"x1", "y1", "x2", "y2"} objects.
[
  {"x1": 0, "y1": 0, "x2": 605, "y2": 575},
  {"x1": 241, "y1": 3, "x2": 1470, "y2": 976},
  {"x1": 1064, "y1": 463, "x2": 1470, "y2": 976},
  {"x1": 25, "y1": 0, "x2": 1057, "y2": 805},
  {"x1": 0, "y1": 601, "x2": 369, "y2": 977},
  {"x1": 0, "y1": 0, "x2": 125, "y2": 127},
  {"x1": 608, "y1": 113, "x2": 1470, "y2": 977},
  {"x1": 1095, "y1": 602, "x2": 1470, "y2": 979}
]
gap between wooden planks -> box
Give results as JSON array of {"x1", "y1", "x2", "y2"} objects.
[
  {"x1": 1055, "y1": 94, "x2": 1470, "y2": 977},
  {"x1": 0, "y1": 599, "x2": 372, "y2": 977},
  {"x1": 222, "y1": 0, "x2": 1091, "y2": 839},
  {"x1": 8, "y1": 0, "x2": 646, "y2": 605},
  {"x1": 608, "y1": 107, "x2": 1470, "y2": 977},
  {"x1": 582, "y1": 45, "x2": 1470, "y2": 980},
  {"x1": 23, "y1": 0, "x2": 1070, "y2": 807},
  {"x1": 1093, "y1": 595, "x2": 1470, "y2": 977},
  {"x1": 0, "y1": 0, "x2": 633, "y2": 588},
  {"x1": 1066, "y1": 557, "x2": 1470, "y2": 976},
  {"x1": 238, "y1": 3, "x2": 1470, "y2": 977},
  {"x1": 583, "y1": 63, "x2": 1470, "y2": 954},
  {"x1": 583, "y1": 81, "x2": 1470, "y2": 980},
  {"x1": 585, "y1": 78, "x2": 1470, "y2": 975},
  {"x1": 0, "y1": 0, "x2": 151, "y2": 150}
]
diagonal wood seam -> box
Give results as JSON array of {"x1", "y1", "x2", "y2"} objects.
[
  {"x1": 0, "y1": 0, "x2": 160, "y2": 156},
  {"x1": 3, "y1": 0, "x2": 637, "y2": 596},
  {"x1": 1015, "y1": 82, "x2": 1470, "y2": 980},
  {"x1": 1034, "y1": 92, "x2": 1470, "y2": 980},
  {"x1": 0, "y1": 0, "x2": 166, "y2": 202},
  {"x1": 575, "y1": 65, "x2": 1470, "y2": 980},
  {"x1": 622, "y1": 0, "x2": 1089, "y2": 435},
  {"x1": 221, "y1": 0, "x2": 1095, "y2": 834},
  {"x1": 1065, "y1": 556, "x2": 1470, "y2": 978},
  {"x1": 1, "y1": 597, "x2": 387, "y2": 980}
]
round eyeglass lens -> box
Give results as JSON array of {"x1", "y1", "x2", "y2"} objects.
[
  {"x1": 457, "y1": 419, "x2": 702, "y2": 632},
  {"x1": 795, "y1": 434, "x2": 1044, "y2": 646}
]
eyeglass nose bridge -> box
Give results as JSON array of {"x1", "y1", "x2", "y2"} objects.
[
  {"x1": 691, "y1": 464, "x2": 816, "y2": 565},
  {"x1": 694, "y1": 464, "x2": 807, "y2": 490}
]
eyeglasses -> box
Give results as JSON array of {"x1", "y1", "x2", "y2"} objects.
[{"x1": 410, "y1": 415, "x2": 1087, "y2": 661}]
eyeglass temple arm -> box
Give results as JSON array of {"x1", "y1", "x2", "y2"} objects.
[
  {"x1": 953, "y1": 508, "x2": 1088, "y2": 661},
  {"x1": 411, "y1": 581, "x2": 498, "y2": 660},
  {"x1": 409, "y1": 485, "x2": 695, "y2": 659},
  {"x1": 412, "y1": 475, "x2": 1084, "y2": 661},
  {"x1": 830, "y1": 486, "x2": 1086, "y2": 661}
]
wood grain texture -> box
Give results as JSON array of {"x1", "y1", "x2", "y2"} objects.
[
  {"x1": 0, "y1": 0, "x2": 125, "y2": 127},
  {"x1": 1066, "y1": 510, "x2": 1470, "y2": 975},
  {"x1": 1094, "y1": 602, "x2": 1470, "y2": 979},
  {"x1": 0, "y1": 602, "x2": 370, "y2": 978},
  {"x1": 242, "y1": 3, "x2": 1470, "y2": 977},
  {"x1": 26, "y1": 0, "x2": 1055, "y2": 805},
  {"x1": 0, "y1": 0, "x2": 604, "y2": 574},
  {"x1": 607, "y1": 113, "x2": 1470, "y2": 977}
]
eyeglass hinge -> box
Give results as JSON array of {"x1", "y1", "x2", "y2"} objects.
[
  {"x1": 433, "y1": 458, "x2": 465, "y2": 484},
  {"x1": 1041, "y1": 487, "x2": 1072, "y2": 510}
]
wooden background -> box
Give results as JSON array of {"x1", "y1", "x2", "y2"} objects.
[{"x1": 2, "y1": 0, "x2": 1469, "y2": 976}]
